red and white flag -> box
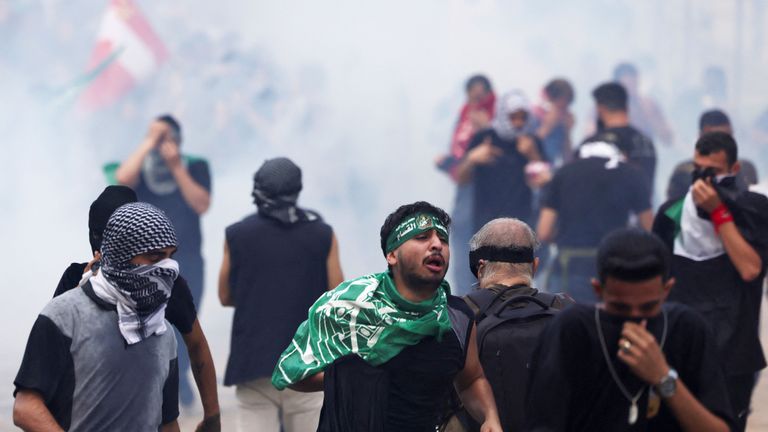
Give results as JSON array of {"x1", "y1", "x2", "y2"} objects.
[{"x1": 79, "y1": 0, "x2": 167, "y2": 110}]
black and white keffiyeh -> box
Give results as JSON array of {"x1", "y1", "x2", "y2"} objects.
[{"x1": 94, "y1": 202, "x2": 179, "y2": 344}]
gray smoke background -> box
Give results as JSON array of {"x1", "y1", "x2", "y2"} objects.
[{"x1": 2, "y1": 0, "x2": 768, "y2": 427}]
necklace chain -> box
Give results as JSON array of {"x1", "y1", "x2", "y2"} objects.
[{"x1": 594, "y1": 306, "x2": 669, "y2": 405}]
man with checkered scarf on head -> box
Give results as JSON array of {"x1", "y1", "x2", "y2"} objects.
[{"x1": 14, "y1": 203, "x2": 182, "y2": 432}]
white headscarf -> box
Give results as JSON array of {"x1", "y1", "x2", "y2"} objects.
[{"x1": 492, "y1": 90, "x2": 532, "y2": 140}]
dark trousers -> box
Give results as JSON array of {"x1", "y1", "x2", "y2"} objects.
[
  {"x1": 177, "y1": 254, "x2": 204, "y2": 405},
  {"x1": 726, "y1": 373, "x2": 757, "y2": 432}
]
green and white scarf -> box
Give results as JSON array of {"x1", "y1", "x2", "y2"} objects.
[{"x1": 272, "y1": 271, "x2": 452, "y2": 390}]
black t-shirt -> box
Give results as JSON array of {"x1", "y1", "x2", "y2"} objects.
[
  {"x1": 541, "y1": 158, "x2": 651, "y2": 248},
  {"x1": 54, "y1": 262, "x2": 197, "y2": 334},
  {"x1": 524, "y1": 303, "x2": 733, "y2": 431},
  {"x1": 134, "y1": 158, "x2": 211, "y2": 262},
  {"x1": 317, "y1": 296, "x2": 474, "y2": 432},
  {"x1": 653, "y1": 192, "x2": 768, "y2": 375},
  {"x1": 466, "y1": 129, "x2": 545, "y2": 230},
  {"x1": 581, "y1": 126, "x2": 656, "y2": 196}
]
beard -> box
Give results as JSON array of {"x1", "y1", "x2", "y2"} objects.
[{"x1": 394, "y1": 251, "x2": 447, "y2": 294}]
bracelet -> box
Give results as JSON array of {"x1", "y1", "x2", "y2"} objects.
[{"x1": 711, "y1": 204, "x2": 734, "y2": 232}]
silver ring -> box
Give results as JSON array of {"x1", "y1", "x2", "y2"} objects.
[{"x1": 620, "y1": 339, "x2": 632, "y2": 353}]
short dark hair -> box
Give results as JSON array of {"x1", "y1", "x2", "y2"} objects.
[
  {"x1": 592, "y1": 82, "x2": 628, "y2": 112},
  {"x1": 465, "y1": 74, "x2": 493, "y2": 94},
  {"x1": 544, "y1": 78, "x2": 574, "y2": 104},
  {"x1": 157, "y1": 114, "x2": 183, "y2": 144},
  {"x1": 695, "y1": 131, "x2": 738, "y2": 166},
  {"x1": 698, "y1": 109, "x2": 731, "y2": 132},
  {"x1": 380, "y1": 201, "x2": 451, "y2": 256},
  {"x1": 613, "y1": 62, "x2": 638, "y2": 81},
  {"x1": 597, "y1": 229, "x2": 670, "y2": 283}
]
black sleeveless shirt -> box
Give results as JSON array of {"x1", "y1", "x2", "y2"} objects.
[{"x1": 223, "y1": 212, "x2": 332, "y2": 386}]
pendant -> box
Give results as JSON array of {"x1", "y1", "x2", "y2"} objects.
[{"x1": 629, "y1": 402, "x2": 638, "y2": 425}]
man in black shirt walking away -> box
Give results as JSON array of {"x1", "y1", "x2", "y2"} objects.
[
  {"x1": 218, "y1": 157, "x2": 344, "y2": 432},
  {"x1": 524, "y1": 229, "x2": 732, "y2": 432},
  {"x1": 538, "y1": 138, "x2": 652, "y2": 302},
  {"x1": 582, "y1": 82, "x2": 657, "y2": 197}
]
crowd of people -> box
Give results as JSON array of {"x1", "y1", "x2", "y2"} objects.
[{"x1": 10, "y1": 63, "x2": 768, "y2": 432}]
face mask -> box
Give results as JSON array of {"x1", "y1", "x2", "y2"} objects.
[{"x1": 691, "y1": 168, "x2": 743, "y2": 219}]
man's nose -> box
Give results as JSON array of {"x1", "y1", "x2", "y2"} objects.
[{"x1": 428, "y1": 231, "x2": 443, "y2": 250}]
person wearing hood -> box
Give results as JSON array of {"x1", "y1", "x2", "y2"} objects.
[
  {"x1": 455, "y1": 89, "x2": 547, "y2": 240},
  {"x1": 14, "y1": 203, "x2": 182, "y2": 431},
  {"x1": 218, "y1": 157, "x2": 343, "y2": 432},
  {"x1": 537, "y1": 138, "x2": 652, "y2": 303},
  {"x1": 652, "y1": 132, "x2": 768, "y2": 431}
]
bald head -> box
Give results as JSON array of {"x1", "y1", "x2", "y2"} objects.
[{"x1": 469, "y1": 218, "x2": 539, "y2": 286}]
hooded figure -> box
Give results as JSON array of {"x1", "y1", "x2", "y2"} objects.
[
  {"x1": 252, "y1": 157, "x2": 318, "y2": 224},
  {"x1": 492, "y1": 90, "x2": 534, "y2": 141}
]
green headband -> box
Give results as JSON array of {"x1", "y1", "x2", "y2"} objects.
[{"x1": 385, "y1": 213, "x2": 449, "y2": 254}]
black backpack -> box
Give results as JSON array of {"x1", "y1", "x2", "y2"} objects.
[{"x1": 461, "y1": 286, "x2": 572, "y2": 432}]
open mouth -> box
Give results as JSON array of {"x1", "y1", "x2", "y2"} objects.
[{"x1": 424, "y1": 255, "x2": 445, "y2": 273}]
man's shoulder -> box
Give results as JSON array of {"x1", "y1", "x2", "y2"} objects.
[
  {"x1": 54, "y1": 262, "x2": 88, "y2": 297},
  {"x1": 41, "y1": 288, "x2": 92, "y2": 332}
]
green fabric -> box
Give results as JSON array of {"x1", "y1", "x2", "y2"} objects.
[
  {"x1": 664, "y1": 198, "x2": 685, "y2": 240},
  {"x1": 271, "y1": 271, "x2": 452, "y2": 390},
  {"x1": 385, "y1": 213, "x2": 449, "y2": 254},
  {"x1": 103, "y1": 162, "x2": 120, "y2": 185},
  {"x1": 101, "y1": 155, "x2": 207, "y2": 186}
]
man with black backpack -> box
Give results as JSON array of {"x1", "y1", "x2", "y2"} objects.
[{"x1": 461, "y1": 218, "x2": 572, "y2": 431}]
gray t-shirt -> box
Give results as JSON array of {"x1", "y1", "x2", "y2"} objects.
[{"x1": 14, "y1": 284, "x2": 179, "y2": 431}]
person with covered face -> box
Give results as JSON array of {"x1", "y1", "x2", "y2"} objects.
[
  {"x1": 51, "y1": 185, "x2": 220, "y2": 431},
  {"x1": 107, "y1": 114, "x2": 211, "y2": 406},
  {"x1": 272, "y1": 201, "x2": 503, "y2": 432},
  {"x1": 14, "y1": 203, "x2": 182, "y2": 431},
  {"x1": 524, "y1": 229, "x2": 733, "y2": 431},
  {"x1": 653, "y1": 132, "x2": 768, "y2": 431},
  {"x1": 455, "y1": 90, "x2": 547, "y2": 234},
  {"x1": 218, "y1": 157, "x2": 343, "y2": 432}
]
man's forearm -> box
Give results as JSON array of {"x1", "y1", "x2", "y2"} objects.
[
  {"x1": 288, "y1": 372, "x2": 324, "y2": 392},
  {"x1": 665, "y1": 380, "x2": 729, "y2": 432},
  {"x1": 170, "y1": 165, "x2": 210, "y2": 214},
  {"x1": 115, "y1": 140, "x2": 154, "y2": 187},
  {"x1": 161, "y1": 420, "x2": 181, "y2": 432},
  {"x1": 457, "y1": 376, "x2": 500, "y2": 426},
  {"x1": 719, "y1": 222, "x2": 763, "y2": 281},
  {"x1": 13, "y1": 391, "x2": 64, "y2": 432},
  {"x1": 184, "y1": 322, "x2": 220, "y2": 420}
]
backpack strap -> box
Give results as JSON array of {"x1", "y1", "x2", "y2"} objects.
[{"x1": 464, "y1": 285, "x2": 531, "y2": 321}]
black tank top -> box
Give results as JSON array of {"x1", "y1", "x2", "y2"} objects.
[{"x1": 223, "y1": 212, "x2": 332, "y2": 385}]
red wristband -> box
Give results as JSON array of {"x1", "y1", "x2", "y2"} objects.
[{"x1": 711, "y1": 203, "x2": 734, "y2": 232}]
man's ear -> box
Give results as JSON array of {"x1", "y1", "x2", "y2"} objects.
[
  {"x1": 386, "y1": 251, "x2": 397, "y2": 267},
  {"x1": 731, "y1": 160, "x2": 741, "y2": 175},
  {"x1": 591, "y1": 278, "x2": 603, "y2": 299},
  {"x1": 532, "y1": 257, "x2": 540, "y2": 277},
  {"x1": 662, "y1": 277, "x2": 675, "y2": 300}
]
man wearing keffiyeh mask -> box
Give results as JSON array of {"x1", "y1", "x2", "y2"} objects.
[
  {"x1": 14, "y1": 202, "x2": 182, "y2": 432},
  {"x1": 653, "y1": 132, "x2": 768, "y2": 432},
  {"x1": 94, "y1": 202, "x2": 180, "y2": 343}
]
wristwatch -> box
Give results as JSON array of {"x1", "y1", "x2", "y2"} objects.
[{"x1": 656, "y1": 368, "x2": 679, "y2": 398}]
